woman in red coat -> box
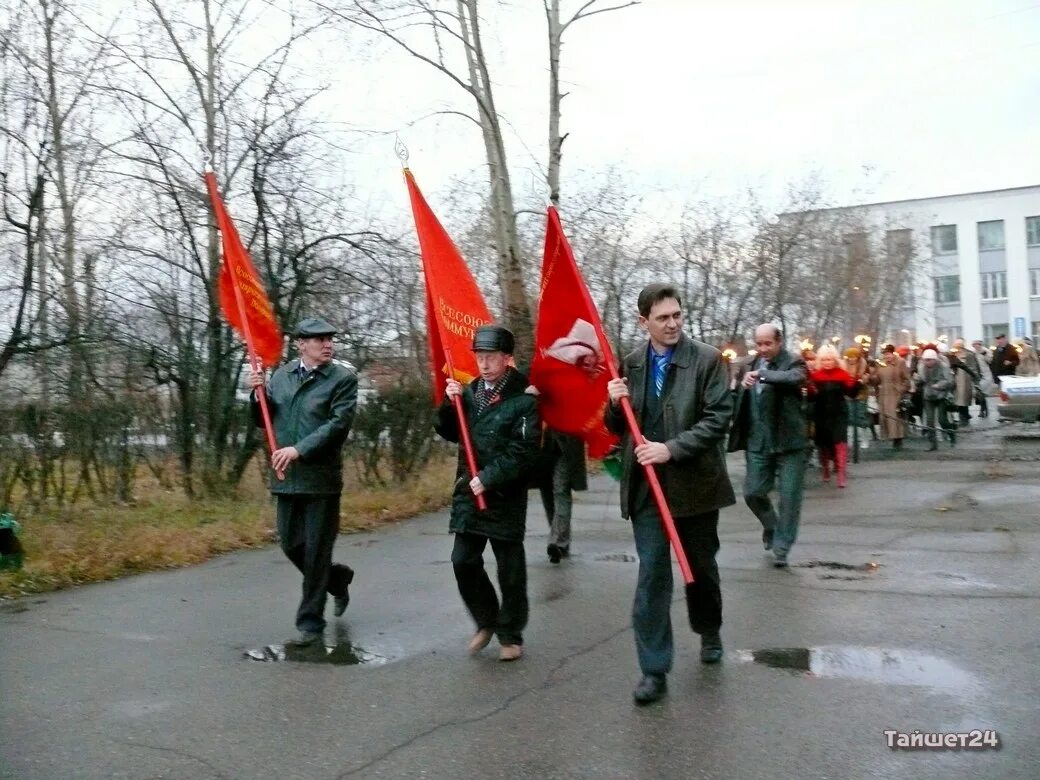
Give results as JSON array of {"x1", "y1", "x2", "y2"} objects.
[{"x1": 808, "y1": 345, "x2": 863, "y2": 488}]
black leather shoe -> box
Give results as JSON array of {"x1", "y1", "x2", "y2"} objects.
[
  {"x1": 334, "y1": 568, "x2": 355, "y2": 617},
  {"x1": 558, "y1": 546, "x2": 570, "y2": 558},
  {"x1": 285, "y1": 631, "x2": 323, "y2": 648},
  {"x1": 547, "y1": 544, "x2": 561, "y2": 564},
  {"x1": 762, "y1": 528, "x2": 774, "y2": 551},
  {"x1": 700, "y1": 632, "x2": 723, "y2": 663},
  {"x1": 633, "y1": 674, "x2": 667, "y2": 705}
]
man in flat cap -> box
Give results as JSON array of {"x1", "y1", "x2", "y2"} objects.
[
  {"x1": 435, "y1": 324, "x2": 540, "y2": 662},
  {"x1": 248, "y1": 317, "x2": 359, "y2": 647}
]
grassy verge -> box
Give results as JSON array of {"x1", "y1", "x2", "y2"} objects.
[{"x1": 0, "y1": 456, "x2": 455, "y2": 599}]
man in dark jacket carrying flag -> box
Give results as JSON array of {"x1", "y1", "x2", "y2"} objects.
[
  {"x1": 436, "y1": 325, "x2": 541, "y2": 662},
  {"x1": 248, "y1": 317, "x2": 358, "y2": 647},
  {"x1": 605, "y1": 284, "x2": 736, "y2": 705}
]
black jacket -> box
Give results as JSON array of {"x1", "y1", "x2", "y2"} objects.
[
  {"x1": 993, "y1": 344, "x2": 1020, "y2": 377},
  {"x1": 604, "y1": 334, "x2": 735, "y2": 519},
  {"x1": 729, "y1": 348, "x2": 808, "y2": 454},
  {"x1": 811, "y1": 375, "x2": 860, "y2": 446},
  {"x1": 252, "y1": 358, "x2": 358, "y2": 495},
  {"x1": 435, "y1": 369, "x2": 540, "y2": 542},
  {"x1": 539, "y1": 430, "x2": 588, "y2": 492}
]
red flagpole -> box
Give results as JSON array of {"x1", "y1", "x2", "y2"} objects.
[
  {"x1": 204, "y1": 170, "x2": 283, "y2": 481},
  {"x1": 550, "y1": 207, "x2": 694, "y2": 585},
  {"x1": 443, "y1": 348, "x2": 488, "y2": 512}
]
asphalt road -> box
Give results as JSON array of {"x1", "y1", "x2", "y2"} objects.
[{"x1": 2, "y1": 455, "x2": 1038, "y2": 780}]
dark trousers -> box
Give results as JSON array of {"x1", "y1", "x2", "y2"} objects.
[
  {"x1": 630, "y1": 506, "x2": 722, "y2": 676},
  {"x1": 451, "y1": 532, "x2": 528, "y2": 646},
  {"x1": 539, "y1": 454, "x2": 572, "y2": 549},
  {"x1": 276, "y1": 494, "x2": 353, "y2": 634}
]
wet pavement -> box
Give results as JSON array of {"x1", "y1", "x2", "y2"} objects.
[{"x1": 1, "y1": 456, "x2": 1039, "y2": 779}]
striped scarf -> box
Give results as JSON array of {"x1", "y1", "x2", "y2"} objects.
[{"x1": 475, "y1": 368, "x2": 514, "y2": 415}]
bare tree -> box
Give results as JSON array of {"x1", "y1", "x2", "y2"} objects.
[
  {"x1": 329, "y1": 0, "x2": 534, "y2": 352},
  {"x1": 544, "y1": 0, "x2": 637, "y2": 205}
]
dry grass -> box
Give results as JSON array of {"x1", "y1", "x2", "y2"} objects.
[{"x1": 0, "y1": 456, "x2": 455, "y2": 599}]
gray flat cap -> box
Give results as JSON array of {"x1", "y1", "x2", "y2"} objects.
[{"x1": 293, "y1": 317, "x2": 337, "y2": 338}]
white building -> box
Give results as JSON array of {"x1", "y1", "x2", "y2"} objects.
[{"x1": 818, "y1": 184, "x2": 1040, "y2": 346}]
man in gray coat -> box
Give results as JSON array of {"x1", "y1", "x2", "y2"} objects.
[
  {"x1": 729, "y1": 324, "x2": 808, "y2": 569},
  {"x1": 249, "y1": 317, "x2": 358, "y2": 646},
  {"x1": 605, "y1": 283, "x2": 735, "y2": 705}
]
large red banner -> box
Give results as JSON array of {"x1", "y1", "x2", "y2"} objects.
[
  {"x1": 404, "y1": 169, "x2": 493, "y2": 404},
  {"x1": 529, "y1": 206, "x2": 619, "y2": 458},
  {"x1": 204, "y1": 171, "x2": 283, "y2": 367}
]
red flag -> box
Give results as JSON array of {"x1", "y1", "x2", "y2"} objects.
[
  {"x1": 529, "y1": 206, "x2": 619, "y2": 458},
  {"x1": 404, "y1": 169, "x2": 493, "y2": 404},
  {"x1": 205, "y1": 171, "x2": 283, "y2": 367}
]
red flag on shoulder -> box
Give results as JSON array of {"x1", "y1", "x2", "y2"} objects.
[
  {"x1": 403, "y1": 169, "x2": 493, "y2": 405},
  {"x1": 529, "y1": 206, "x2": 619, "y2": 458},
  {"x1": 204, "y1": 171, "x2": 283, "y2": 367}
]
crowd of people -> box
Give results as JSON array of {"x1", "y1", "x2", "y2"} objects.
[
  {"x1": 245, "y1": 302, "x2": 1040, "y2": 708},
  {"x1": 794, "y1": 332, "x2": 1039, "y2": 455}
]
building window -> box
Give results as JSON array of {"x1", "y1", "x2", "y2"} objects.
[
  {"x1": 977, "y1": 220, "x2": 1005, "y2": 251},
  {"x1": 1033, "y1": 321, "x2": 1040, "y2": 342},
  {"x1": 980, "y1": 271, "x2": 1007, "y2": 300},
  {"x1": 931, "y1": 225, "x2": 957, "y2": 254},
  {"x1": 936, "y1": 326, "x2": 963, "y2": 342},
  {"x1": 933, "y1": 275, "x2": 960, "y2": 304},
  {"x1": 983, "y1": 324, "x2": 1010, "y2": 344},
  {"x1": 1027, "y1": 216, "x2": 1040, "y2": 247},
  {"x1": 1032, "y1": 268, "x2": 1040, "y2": 297}
]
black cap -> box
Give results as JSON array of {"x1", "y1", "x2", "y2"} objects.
[
  {"x1": 294, "y1": 317, "x2": 337, "y2": 338},
  {"x1": 472, "y1": 325, "x2": 514, "y2": 354}
]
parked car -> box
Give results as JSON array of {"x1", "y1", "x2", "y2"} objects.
[{"x1": 997, "y1": 375, "x2": 1040, "y2": 422}]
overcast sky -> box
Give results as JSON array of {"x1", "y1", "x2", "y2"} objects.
[{"x1": 309, "y1": 0, "x2": 1040, "y2": 219}]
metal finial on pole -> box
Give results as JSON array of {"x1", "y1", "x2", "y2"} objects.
[
  {"x1": 198, "y1": 140, "x2": 214, "y2": 173},
  {"x1": 394, "y1": 136, "x2": 409, "y2": 167},
  {"x1": 528, "y1": 169, "x2": 552, "y2": 209}
]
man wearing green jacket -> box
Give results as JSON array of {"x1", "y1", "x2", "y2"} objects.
[
  {"x1": 249, "y1": 317, "x2": 358, "y2": 647},
  {"x1": 435, "y1": 325, "x2": 540, "y2": 662}
]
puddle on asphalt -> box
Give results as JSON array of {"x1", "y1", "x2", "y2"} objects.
[
  {"x1": 796, "y1": 560, "x2": 880, "y2": 572},
  {"x1": 929, "y1": 572, "x2": 1000, "y2": 589},
  {"x1": 595, "y1": 552, "x2": 637, "y2": 562},
  {"x1": 738, "y1": 646, "x2": 975, "y2": 691},
  {"x1": 244, "y1": 642, "x2": 388, "y2": 666}
]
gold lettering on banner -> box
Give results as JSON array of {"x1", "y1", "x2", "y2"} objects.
[
  {"x1": 539, "y1": 244, "x2": 561, "y2": 298},
  {"x1": 438, "y1": 296, "x2": 489, "y2": 341},
  {"x1": 230, "y1": 260, "x2": 276, "y2": 320}
]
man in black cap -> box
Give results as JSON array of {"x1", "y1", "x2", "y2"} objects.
[
  {"x1": 435, "y1": 324, "x2": 540, "y2": 662},
  {"x1": 248, "y1": 317, "x2": 358, "y2": 647}
]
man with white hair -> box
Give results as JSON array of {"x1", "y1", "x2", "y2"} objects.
[{"x1": 914, "y1": 349, "x2": 955, "y2": 451}]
